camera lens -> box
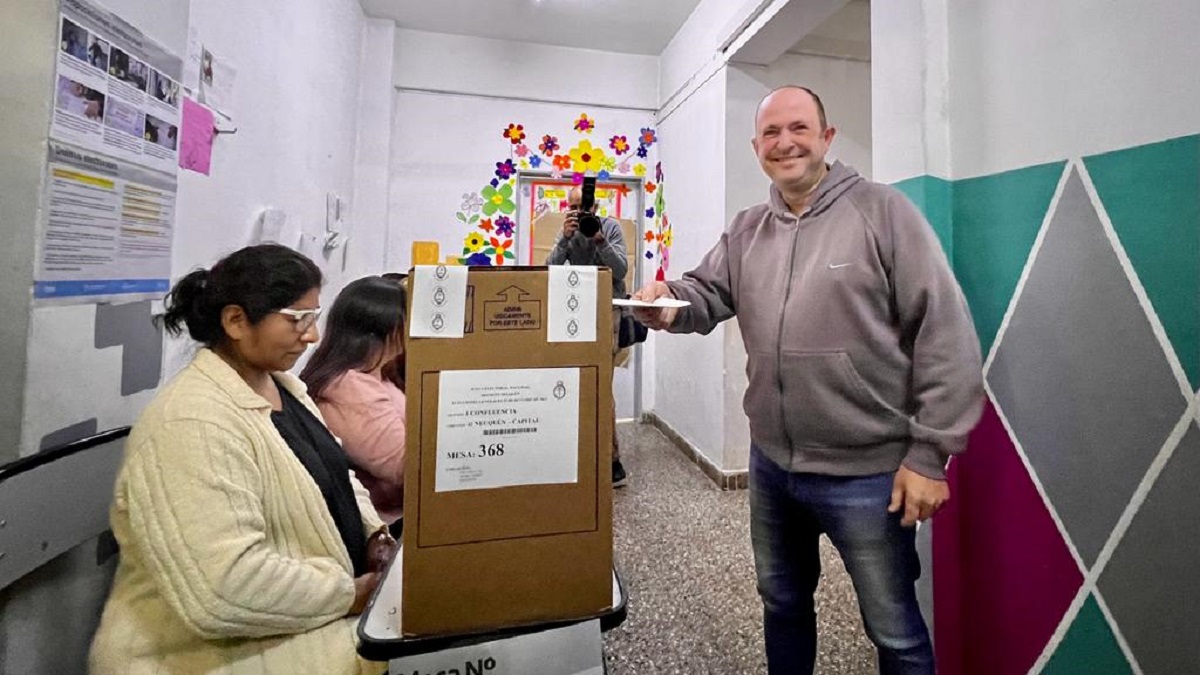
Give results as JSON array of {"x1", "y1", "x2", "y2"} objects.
[{"x1": 578, "y1": 212, "x2": 601, "y2": 238}]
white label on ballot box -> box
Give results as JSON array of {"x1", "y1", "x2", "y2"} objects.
[
  {"x1": 548, "y1": 265, "x2": 598, "y2": 343},
  {"x1": 436, "y1": 368, "x2": 580, "y2": 492},
  {"x1": 410, "y1": 264, "x2": 468, "y2": 338},
  {"x1": 388, "y1": 620, "x2": 603, "y2": 675}
]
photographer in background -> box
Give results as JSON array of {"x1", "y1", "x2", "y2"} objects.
[{"x1": 546, "y1": 181, "x2": 630, "y2": 487}]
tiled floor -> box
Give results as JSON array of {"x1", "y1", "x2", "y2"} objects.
[{"x1": 603, "y1": 424, "x2": 876, "y2": 674}]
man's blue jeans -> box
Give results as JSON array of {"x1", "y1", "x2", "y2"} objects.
[{"x1": 750, "y1": 445, "x2": 934, "y2": 675}]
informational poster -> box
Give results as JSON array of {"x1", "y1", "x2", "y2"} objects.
[
  {"x1": 34, "y1": 143, "x2": 176, "y2": 301},
  {"x1": 52, "y1": 0, "x2": 183, "y2": 175},
  {"x1": 436, "y1": 368, "x2": 581, "y2": 492}
]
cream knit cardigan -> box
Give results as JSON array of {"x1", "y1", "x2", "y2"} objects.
[{"x1": 89, "y1": 349, "x2": 386, "y2": 674}]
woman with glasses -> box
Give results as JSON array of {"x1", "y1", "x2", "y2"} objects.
[
  {"x1": 301, "y1": 276, "x2": 408, "y2": 537},
  {"x1": 91, "y1": 245, "x2": 391, "y2": 675}
]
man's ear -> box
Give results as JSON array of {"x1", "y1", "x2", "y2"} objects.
[{"x1": 221, "y1": 305, "x2": 250, "y2": 343}]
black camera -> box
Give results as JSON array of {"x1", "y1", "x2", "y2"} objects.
[{"x1": 576, "y1": 176, "x2": 602, "y2": 238}]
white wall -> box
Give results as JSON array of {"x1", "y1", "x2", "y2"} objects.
[
  {"x1": 0, "y1": 0, "x2": 61, "y2": 460},
  {"x1": 658, "y1": 0, "x2": 764, "y2": 107},
  {"x1": 947, "y1": 0, "x2": 1200, "y2": 179},
  {"x1": 18, "y1": 0, "x2": 384, "y2": 455},
  {"x1": 652, "y1": 68, "x2": 729, "y2": 467},
  {"x1": 871, "y1": 0, "x2": 949, "y2": 184},
  {"x1": 393, "y1": 29, "x2": 658, "y2": 111}
]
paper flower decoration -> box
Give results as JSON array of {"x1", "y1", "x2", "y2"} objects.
[
  {"x1": 656, "y1": 162, "x2": 664, "y2": 182},
  {"x1": 646, "y1": 207, "x2": 655, "y2": 218},
  {"x1": 515, "y1": 143, "x2": 530, "y2": 157},
  {"x1": 617, "y1": 160, "x2": 631, "y2": 174},
  {"x1": 645, "y1": 182, "x2": 657, "y2": 194},
  {"x1": 539, "y1": 135, "x2": 560, "y2": 156},
  {"x1": 519, "y1": 159, "x2": 530, "y2": 169},
  {"x1": 495, "y1": 159, "x2": 517, "y2": 180},
  {"x1": 479, "y1": 218, "x2": 494, "y2": 233},
  {"x1": 486, "y1": 237, "x2": 514, "y2": 265},
  {"x1": 598, "y1": 170, "x2": 611, "y2": 180},
  {"x1": 662, "y1": 228, "x2": 673, "y2": 247},
  {"x1": 602, "y1": 156, "x2": 618, "y2": 172},
  {"x1": 530, "y1": 155, "x2": 542, "y2": 168},
  {"x1": 481, "y1": 183, "x2": 515, "y2": 216},
  {"x1": 645, "y1": 251, "x2": 654, "y2": 259},
  {"x1": 465, "y1": 252, "x2": 492, "y2": 266},
  {"x1": 644, "y1": 231, "x2": 656, "y2": 243},
  {"x1": 494, "y1": 216, "x2": 515, "y2": 238},
  {"x1": 503, "y1": 124, "x2": 526, "y2": 144},
  {"x1": 553, "y1": 154, "x2": 572, "y2": 171},
  {"x1": 550, "y1": 167, "x2": 564, "y2": 179},
  {"x1": 636, "y1": 145, "x2": 649, "y2": 159},
  {"x1": 609, "y1": 135, "x2": 629, "y2": 155},
  {"x1": 574, "y1": 113, "x2": 595, "y2": 133},
  {"x1": 640, "y1": 128, "x2": 657, "y2": 146},
  {"x1": 460, "y1": 192, "x2": 484, "y2": 214},
  {"x1": 569, "y1": 140, "x2": 606, "y2": 173},
  {"x1": 633, "y1": 163, "x2": 647, "y2": 177},
  {"x1": 464, "y1": 232, "x2": 486, "y2": 252},
  {"x1": 571, "y1": 172, "x2": 584, "y2": 185}
]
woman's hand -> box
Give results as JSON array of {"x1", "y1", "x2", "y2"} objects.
[
  {"x1": 366, "y1": 527, "x2": 398, "y2": 574},
  {"x1": 348, "y1": 572, "x2": 381, "y2": 616}
]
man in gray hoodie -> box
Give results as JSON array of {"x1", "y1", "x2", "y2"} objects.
[{"x1": 632, "y1": 86, "x2": 984, "y2": 674}]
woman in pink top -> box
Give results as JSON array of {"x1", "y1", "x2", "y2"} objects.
[{"x1": 301, "y1": 276, "x2": 407, "y2": 533}]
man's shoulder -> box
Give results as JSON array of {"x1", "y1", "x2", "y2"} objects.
[{"x1": 726, "y1": 202, "x2": 773, "y2": 236}]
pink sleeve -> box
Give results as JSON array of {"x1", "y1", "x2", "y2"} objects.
[{"x1": 318, "y1": 376, "x2": 406, "y2": 487}]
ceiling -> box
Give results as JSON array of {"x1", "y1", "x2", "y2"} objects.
[
  {"x1": 360, "y1": 0, "x2": 704, "y2": 56},
  {"x1": 789, "y1": 0, "x2": 870, "y2": 61}
]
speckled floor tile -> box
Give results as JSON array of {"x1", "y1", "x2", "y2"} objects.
[{"x1": 603, "y1": 424, "x2": 876, "y2": 674}]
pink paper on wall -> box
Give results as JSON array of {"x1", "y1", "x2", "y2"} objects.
[{"x1": 179, "y1": 97, "x2": 215, "y2": 175}]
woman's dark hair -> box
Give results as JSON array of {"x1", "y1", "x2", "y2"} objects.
[
  {"x1": 160, "y1": 244, "x2": 323, "y2": 347},
  {"x1": 300, "y1": 276, "x2": 407, "y2": 398}
]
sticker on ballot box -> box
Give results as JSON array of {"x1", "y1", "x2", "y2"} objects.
[
  {"x1": 436, "y1": 368, "x2": 580, "y2": 492},
  {"x1": 386, "y1": 620, "x2": 603, "y2": 675}
]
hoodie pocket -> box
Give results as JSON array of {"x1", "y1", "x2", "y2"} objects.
[{"x1": 779, "y1": 350, "x2": 909, "y2": 448}]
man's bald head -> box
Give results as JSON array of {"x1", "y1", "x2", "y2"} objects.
[{"x1": 755, "y1": 86, "x2": 827, "y2": 132}]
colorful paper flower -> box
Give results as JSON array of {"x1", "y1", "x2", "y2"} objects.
[
  {"x1": 495, "y1": 159, "x2": 516, "y2": 180},
  {"x1": 464, "y1": 232, "x2": 487, "y2": 252},
  {"x1": 645, "y1": 182, "x2": 657, "y2": 194},
  {"x1": 636, "y1": 144, "x2": 649, "y2": 158},
  {"x1": 609, "y1": 135, "x2": 630, "y2": 155},
  {"x1": 515, "y1": 143, "x2": 530, "y2": 157},
  {"x1": 617, "y1": 160, "x2": 631, "y2": 174},
  {"x1": 574, "y1": 113, "x2": 595, "y2": 133},
  {"x1": 479, "y1": 218, "x2": 495, "y2": 233},
  {"x1": 490, "y1": 178, "x2": 500, "y2": 188},
  {"x1": 486, "y1": 237, "x2": 514, "y2": 265},
  {"x1": 553, "y1": 154, "x2": 572, "y2": 171},
  {"x1": 481, "y1": 183, "x2": 515, "y2": 216},
  {"x1": 598, "y1": 170, "x2": 611, "y2": 180},
  {"x1": 494, "y1": 216, "x2": 515, "y2": 237},
  {"x1": 571, "y1": 172, "x2": 584, "y2": 185},
  {"x1": 519, "y1": 159, "x2": 530, "y2": 169},
  {"x1": 530, "y1": 155, "x2": 542, "y2": 168},
  {"x1": 550, "y1": 167, "x2": 564, "y2": 179},
  {"x1": 656, "y1": 162, "x2": 664, "y2": 182},
  {"x1": 465, "y1": 252, "x2": 492, "y2": 266},
  {"x1": 662, "y1": 228, "x2": 673, "y2": 247},
  {"x1": 646, "y1": 207, "x2": 655, "y2": 218},
  {"x1": 569, "y1": 140, "x2": 607, "y2": 173},
  {"x1": 644, "y1": 230, "x2": 656, "y2": 243},
  {"x1": 602, "y1": 156, "x2": 618, "y2": 172},
  {"x1": 503, "y1": 123, "x2": 526, "y2": 144},
  {"x1": 460, "y1": 192, "x2": 484, "y2": 214},
  {"x1": 640, "y1": 128, "x2": 657, "y2": 146},
  {"x1": 645, "y1": 251, "x2": 654, "y2": 259},
  {"x1": 633, "y1": 163, "x2": 647, "y2": 177},
  {"x1": 539, "y1": 135, "x2": 560, "y2": 156}
]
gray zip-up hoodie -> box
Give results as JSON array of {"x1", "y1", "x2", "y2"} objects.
[{"x1": 666, "y1": 162, "x2": 984, "y2": 480}]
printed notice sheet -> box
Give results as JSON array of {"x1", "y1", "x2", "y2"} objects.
[
  {"x1": 436, "y1": 368, "x2": 581, "y2": 492},
  {"x1": 35, "y1": 143, "x2": 175, "y2": 301},
  {"x1": 53, "y1": 0, "x2": 183, "y2": 174},
  {"x1": 548, "y1": 265, "x2": 598, "y2": 342},
  {"x1": 410, "y1": 264, "x2": 469, "y2": 338}
]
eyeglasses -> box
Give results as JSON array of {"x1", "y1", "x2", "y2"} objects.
[{"x1": 275, "y1": 307, "x2": 322, "y2": 333}]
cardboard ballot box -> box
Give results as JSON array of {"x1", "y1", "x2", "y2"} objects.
[{"x1": 401, "y1": 266, "x2": 614, "y2": 637}]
